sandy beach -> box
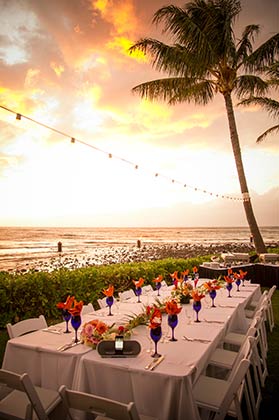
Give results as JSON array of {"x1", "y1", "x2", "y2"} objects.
[{"x1": 1, "y1": 240, "x2": 278, "y2": 273}]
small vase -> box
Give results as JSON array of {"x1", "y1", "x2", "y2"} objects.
[
  {"x1": 235, "y1": 279, "x2": 241, "y2": 292},
  {"x1": 135, "y1": 287, "x2": 142, "y2": 303},
  {"x1": 150, "y1": 326, "x2": 162, "y2": 358},
  {"x1": 62, "y1": 309, "x2": 71, "y2": 333},
  {"x1": 193, "y1": 300, "x2": 202, "y2": 322},
  {"x1": 209, "y1": 290, "x2": 217, "y2": 307},
  {"x1": 168, "y1": 314, "x2": 178, "y2": 341},
  {"x1": 226, "y1": 283, "x2": 233, "y2": 298},
  {"x1": 156, "y1": 282, "x2": 162, "y2": 296},
  {"x1": 71, "y1": 315, "x2": 81, "y2": 343},
  {"x1": 106, "y1": 296, "x2": 114, "y2": 316}
]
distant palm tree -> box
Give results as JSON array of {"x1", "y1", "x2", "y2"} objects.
[
  {"x1": 129, "y1": 0, "x2": 279, "y2": 254},
  {"x1": 239, "y1": 62, "x2": 279, "y2": 142}
]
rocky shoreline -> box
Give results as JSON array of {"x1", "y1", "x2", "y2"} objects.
[{"x1": 2, "y1": 240, "x2": 278, "y2": 273}]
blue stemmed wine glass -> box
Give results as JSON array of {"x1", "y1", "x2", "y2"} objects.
[
  {"x1": 168, "y1": 314, "x2": 178, "y2": 341},
  {"x1": 156, "y1": 282, "x2": 161, "y2": 296},
  {"x1": 106, "y1": 296, "x2": 114, "y2": 316},
  {"x1": 235, "y1": 279, "x2": 241, "y2": 292},
  {"x1": 193, "y1": 300, "x2": 202, "y2": 322},
  {"x1": 150, "y1": 326, "x2": 162, "y2": 358},
  {"x1": 62, "y1": 309, "x2": 71, "y2": 333},
  {"x1": 226, "y1": 283, "x2": 233, "y2": 297},
  {"x1": 209, "y1": 290, "x2": 217, "y2": 307},
  {"x1": 135, "y1": 287, "x2": 142, "y2": 303},
  {"x1": 71, "y1": 315, "x2": 81, "y2": 343}
]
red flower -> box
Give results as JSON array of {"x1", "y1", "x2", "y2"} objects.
[
  {"x1": 69, "y1": 299, "x2": 83, "y2": 316},
  {"x1": 56, "y1": 295, "x2": 75, "y2": 310},
  {"x1": 165, "y1": 299, "x2": 182, "y2": 315},
  {"x1": 103, "y1": 285, "x2": 114, "y2": 297},
  {"x1": 153, "y1": 275, "x2": 163, "y2": 283},
  {"x1": 191, "y1": 290, "x2": 205, "y2": 301},
  {"x1": 133, "y1": 277, "x2": 144, "y2": 288}
]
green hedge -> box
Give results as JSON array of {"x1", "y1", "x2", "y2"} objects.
[{"x1": 0, "y1": 256, "x2": 209, "y2": 327}]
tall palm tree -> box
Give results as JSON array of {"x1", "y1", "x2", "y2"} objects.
[
  {"x1": 129, "y1": 0, "x2": 279, "y2": 254},
  {"x1": 239, "y1": 62, "x2": 279, "y2": 142}
]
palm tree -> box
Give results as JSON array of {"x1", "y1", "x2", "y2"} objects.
[
  {"x1": 129, "y1": 0, "x2": 279, "y2": 254},
  {"x1": 239, "y1": 62, "x2": 279, "y2": 142}
]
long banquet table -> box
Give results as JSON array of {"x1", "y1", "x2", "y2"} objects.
[{"x1": 2, "y1": 281, "x2": 261, "y2": 420}]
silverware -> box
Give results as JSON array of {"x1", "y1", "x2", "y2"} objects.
[
  {"x1": 183, "y1": 336, "x2": 211, "y2": 344},
  {"x1": 144, "y1": 359, "x2": 156, "y2": 370},
  {"x1": 203, "y1": 320, "x2": 224, "y2": 324},
  {"x1": 149, "y1": 355, "x2": 165, "y2": 371},
  {"x1": 42, "y1": 328, "x2": 62, "y2": 335},
  {"x1": 57, "y1": 341, "x2": 81, "y2": 352}
]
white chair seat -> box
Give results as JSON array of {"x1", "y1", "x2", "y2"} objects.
[
  {"x1": 141, "y1": 285, "x2": 153, "y2": 295},
  {"x1": 193, "y1": 359, "x2": 251, "y2": 420},
  {"x1": 0, "y1": 369, "x2": 61, "y2": 420},
  {"x1": 119, "y1": 289, "x2": 135, "y2": 302}
]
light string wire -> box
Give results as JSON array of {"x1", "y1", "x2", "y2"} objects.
[{"x1": 0, "y1": 104, "x2": 244, "y2": 201}]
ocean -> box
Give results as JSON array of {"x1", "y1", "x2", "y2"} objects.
[{"x1": 0, "y1": 226, "x2": 278, "y2": 271}]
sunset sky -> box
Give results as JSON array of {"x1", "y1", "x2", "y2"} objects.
[{"x1": 0, "y1": 0, "x2": 278, "y2": 228}]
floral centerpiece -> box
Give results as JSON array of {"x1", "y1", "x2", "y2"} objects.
[
  {"x1": 56, "y1": 295, "x2": 75, "y2": 333},
  {"x1": 202, "y1": 280, "x2": 221, "y2": 308},
  {"x1": 190, "y1": 288, "x2": 205, "y2": 322},
  {"x1": 80, "y1": 321, "x2": 131, "y2": 349},
  {"x1": 103, "y1": 284, "x2": 114, "y2": 315},
  {"x1": 171, "y1": 279, "x2": 192, "y2": 304}
]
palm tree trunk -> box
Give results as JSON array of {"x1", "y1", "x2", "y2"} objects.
[{"x1": 223, "y1": 93, "x2": 266, "y2": 254}]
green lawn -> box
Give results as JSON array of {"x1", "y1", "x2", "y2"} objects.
[{"x1": 1, "y1": 288, "x2": 278, "y2": 418}]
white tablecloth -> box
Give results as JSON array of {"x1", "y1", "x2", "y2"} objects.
[{"x1": 2, "y1": 281, "x2": 261, "y2": 419}]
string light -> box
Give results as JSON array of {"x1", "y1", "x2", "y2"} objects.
[{"x1": 0, "y1": 104, "x2": 244, "y2": 201}]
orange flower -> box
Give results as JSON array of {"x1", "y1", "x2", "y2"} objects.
[
  {"x1": 239, "y1": 270, "x2": 247, "y2": 279},
  {"x1": 165, "y1": 299, "x2": 182, "y2": 315},
  {"x1": 191, "y1": 290, "x2": 205, "y2": 301},
  {"x1": 153, "y1": 275, "x2": 163, "y2": 283},
  {"x1": 95, "y1": 320, "x2": 109, "y2": 335},
  {"x1": 181, "y1": 269, "x2": 189, "y2": 277},
  {"x1": 228, "y1": 268, "x2": 233, "y2": 275},
  {"x1": 69, "y1": 299, "x2": 83, "y2": 316},
  {"x1": 149, "y1": 307, "x2": 162, "y2": 329},
  {"x1": 56, "y1": 295, "x2": 75, "y2": 310},
  {"x1": 133, "y1": 277, "x2": 144, "y2": 288},
  {"x1": 224, "y1": 275, "x2": 234, "y2": 284},
  {"x1": 203, "y1": 280, "x2": 221, "y2": 292},
  {"x1": 170, "y1": 271, "x2": 179, "y2": 282},
  {"x1": 193, "y1": 266, "x2": 198, "y2": 273},
  {"x1": 103, "y1": 284, "x2": 114, "y2": 297}
]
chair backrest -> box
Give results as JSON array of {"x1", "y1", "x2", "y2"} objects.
[
  {"x1": 0, "y1": 369, "x2": 48, "y2": 420},
  {"x1": 215, "y1": 358, "x2": 251, "y2": 420},
  {"x1": 228, "y1": 330, "x2": 255, "y2": 380},
  {"x1": 6, "y1": 315, "x2": 48, "y2": 339},
  {"x1": 59, "y1": 385, "x2": 141, "y2": 420},
  {"x1": 81, "y1": 303, "x2": 95, "y2": 315},
  {"x1": 141, "y1": 285, "x2": 153, "y2": 295},
  {"x1": 97, "y1": 297, "x2": 107, "y2": 309},
  {"x1": 118, "y1": 289, "x2": 135, "y2": 302}
]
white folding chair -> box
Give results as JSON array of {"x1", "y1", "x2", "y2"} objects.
[
  {"x1": 81, "y1": 303, "x2": 95, "y2": 315},
  {"x1": 141, "y1": 285, "x2": 153, "y2": 295},
  {"x1": 97, "y1": 297, "x2": 107, "y2": 309},
  {"x1": 118, "y1": 289, "x2": 135, "y2": 302},
  {"x1": 193, "y1": 358, "x2": 251, "y2": 420},
  {"x1": 58, "y1": 385, "x2": 155, "y2": 420},
  {"x1": 0, "y1": 369, "x2": 61, "y2": 420},
  {"x1": 6, "y1": 315, "x2": 48, "y2": 339},
  {"x1": 265, "y1": 285, "x2": 276, "y2": 332}
]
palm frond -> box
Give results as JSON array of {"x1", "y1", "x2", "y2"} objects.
[
  {"x1": 234, "y1": 75, "x2": 268, "y2": 99},
  {"x1": 239, "y1": 97, "x2": 279, "y2": 119},
  {"x1": 129, "y1": 38, "x2": 207, "y2": 77},
  {"x1": 246, "y1": 33, "x2": 279, "y2": 71},
  {"x1": 256, "y1": 125, "x2": 279, "y2": 143},
  {"x1": 132, "y1": 77, "x2": 214, "y2": 106},
  {"x1": 236, "y1": 25, "x2": 260, "y2": 65}
]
